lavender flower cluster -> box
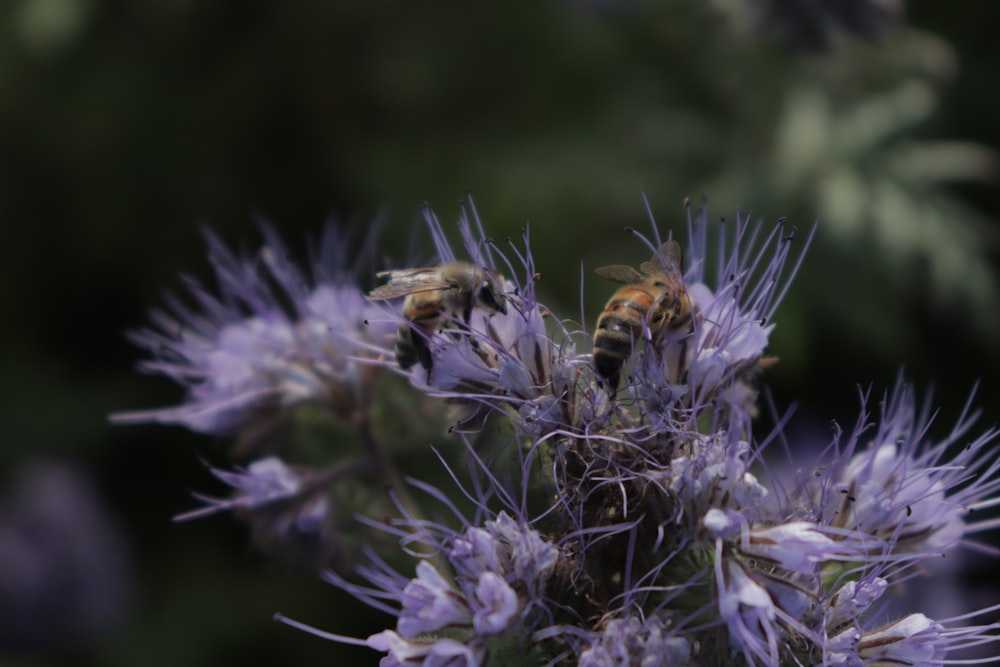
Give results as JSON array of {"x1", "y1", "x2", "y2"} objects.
[{"x1": 116, "y1": 198, "x2": 1000, "y2": 666}]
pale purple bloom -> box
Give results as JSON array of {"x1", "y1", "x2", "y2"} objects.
[
  {"x1": 112, "y1": 224, "x2": 392, "y2": 436},
  {"x1": 175, "y1": 457, "x2": 306, "y2": 520},
  {"x1": 662, "y1": 432, "x2": 769, "y2": 517},
  {"x1": 625, "y1": 207, "x2": 811, "y2": 432},
  {"x1": 483, "y1": 513, "x2": 559, "y2": 596},
  {"x1": 470, "y1": 572, "x2": 519, "y2": 635},
  {"x1": 322, "y1": 502, "x2": 560, "y2": 662},
  {"x1": 739, "y1": 522, "x2": 867, "y2": 574},
  {"x1": 379, "y1": 203, "x2": 582, "y2": 439},
  {"x1": 825, "y1": 577, "x2": 888, "y2": 633},
  {"x1": 787, "y1": 381, "x2": 1000, "y2": 555},
  {"x1": 122, "y1": 198, "x2": 1000, "y2": 666},
  {"x1": 829, "y1": 614, "x2": 948, "y2": 666},
  {"x1": 577, "y1": 616, "x2": 697, "y2": 667},
  {"x1": 715, "y1": 552, "x2": 780, "y2": 664},
  {"x1": 367, "y1": 630, "x2": 487, "y2": 667},
  {"x1": 449, "y1": 527, "x2": 504, "y2": 582},
  {"x1": 173, "y1": 457, "x2": 351, "y2": 566},
  {"x1": 399, "y1": 562, "x2": 474, "y2": 637}
]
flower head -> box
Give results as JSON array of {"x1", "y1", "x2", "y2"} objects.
[
  {"x1": 122, "y1": 197, "x2": 1000, "y2": 667},
  {"x1": 366, "y1": 200, "x2": 582, "y2": 440},
  {"x1": 112, "y1": 223, "x2": 392, "y2": 436},
  {"x1": 786, "y1": 380, "x2": 1000, "y2": 555}
]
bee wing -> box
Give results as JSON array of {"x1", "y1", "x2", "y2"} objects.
[
  {"x1": 367, "y1": 268, "x2": 452, "y2": 300},
  {"x1": 595, "y1": 264, "x2": 645, "y2": 284},
  {"x1": 641, "y1": 240, "x2": 683, "y2": 278}
]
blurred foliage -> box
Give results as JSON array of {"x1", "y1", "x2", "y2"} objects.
[{"x1": 0, "y1": 0, "x2": 998, "y2": 665}]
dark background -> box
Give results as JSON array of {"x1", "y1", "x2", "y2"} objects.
[{"x1": 1, "y1": 1, "x2": 998, "y2": 665}]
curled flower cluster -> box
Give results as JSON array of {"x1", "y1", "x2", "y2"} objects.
[
  {"x1": 112, "y1": 223, "x2": 424, "y2": 569},
  {"x1": 113, "y1": 224, "x2": 393, "y2": 434},
  {"x1": 119, "y1": 197, "x2": 1000, "y2": 666}
]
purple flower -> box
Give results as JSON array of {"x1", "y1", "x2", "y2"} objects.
[
  {"x1": 173, "y1": 457, "x2": 366, "y2": 567},
  {"x1": 374, "y1": 202, "x2": 582, "y2": 439},
  {"x1": 111, "y1": 223, "x2": 392, "y2": 436},
  {"x1": 320, "y1": 498, "x2": 561, "y2": 663},
  {"x1": 448, "y1": 527, "x2": 504, "y2": 582},
  {"x1": 470, "y1": 572, "x2": 519, "y2": 636},
  {"x1": 175, "y1": 457, "x2": 308, "y2": 520},
  {"x1": 787, "y1": 381, "x2": 1000, "y2": 555},
  {"x1": 480, "y1": 513, "x2": 559, "y2": 596},
  {"x1": 627, "y1": 205, "x2": 812, "y2": 427},
  {"x1": 829, "y1": 614, "x2": 947, "y2": 666},
  {"x1": 398, "y1": 561, "x2": 474, "y2": 637},
  {"x1": 577, "y1": 616, "x2": 697, "y2": 666},
  {"x1": 367, "y1": 630, "x2": 487, "y2": 667},
  {"x1": 738, "y1": 521, "x2": 870, "y2": 574},
  {"x1": 123, "y1": 197, "x2": 1000, "y2": 666},
  {"x1": 715, "y1": 554, "x2": 780, "y2": 663}
]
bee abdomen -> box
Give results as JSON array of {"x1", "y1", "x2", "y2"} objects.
[
  {"x1": 395, "y1": 310, "x2": 440, "y2": 371},
  {"x1": 394, "y1": 324, "x2": 420, "y2": 370},
  {"x1": 593, "y1": 292, "x2": 652, "y2": 387}
]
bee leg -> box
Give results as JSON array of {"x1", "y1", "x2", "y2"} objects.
[{"x1": 446, "y1": 317, "x2": 486, "y2": 357}]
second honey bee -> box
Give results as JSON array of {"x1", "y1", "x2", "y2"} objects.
[
  {"x1": 367, "y1": 262, "x2": 507, "y2": 371},
  {"x1": 592, "y1": 239, "x2": 694, "y2": 388}
]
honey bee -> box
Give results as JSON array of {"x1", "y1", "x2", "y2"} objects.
[
  {"x1": 592, "y1": 240, "x2": 694, "y2": 388},
  {"x1": 367, "y1": 262, "x2": 507, "y2": 371}
]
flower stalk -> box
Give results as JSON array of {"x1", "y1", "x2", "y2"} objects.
[{"x1": 117, "y1": 197, "x2": 1000, "y2": 666}]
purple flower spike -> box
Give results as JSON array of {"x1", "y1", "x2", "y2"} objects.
[
  {"x1": 578, "y1": 616, "x2": 697, "y2": 666},
  {"x1": 119, "y1": 197, "x2": 1000, "y2": 667},
  {"x1": 175, "y1": 457, "x2": 307, "y2": 521},
  {"x1": 791, "y1": 380, "x2": 1000, "y2": 556},
  {"x1": 379, "y1": 201, "x2": 581, "y2": 438},
  {"x1": 111, "y1": 223, "x2": 392, "y2": 436}
]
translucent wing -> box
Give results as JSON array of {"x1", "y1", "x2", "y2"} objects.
[
  {"x1": 595, "y1": 264, "x2": 645, "y2": 284},
  {"x1": 640, "y1": 240, "x2": 683, "y2": 278},
  {"x1": 366, "y1": 268, "x2": 452, "y2": 300}
]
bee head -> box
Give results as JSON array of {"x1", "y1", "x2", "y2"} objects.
[{"x1": 476, "y1": 271, "x2": 507, "y2": 315}]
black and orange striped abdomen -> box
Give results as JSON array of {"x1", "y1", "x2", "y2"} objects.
[
  {"x1": 593, "y1": 287, "x2": 657, "y2": 387},
  {"x1": 396, "y1": 291, "x2": 446, "y2": 370}
]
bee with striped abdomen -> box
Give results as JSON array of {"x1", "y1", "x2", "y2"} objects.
[
  {"x1": 592, "y1": 240, "x2": 694, "y2": 389},
  {"x1": 367, "y1": 262, "x2": 507, "y2": 372}
]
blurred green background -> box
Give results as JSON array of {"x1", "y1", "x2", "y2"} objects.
[{"x1": 1, "y1": 1, "x2": 998, "y2": 665}]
